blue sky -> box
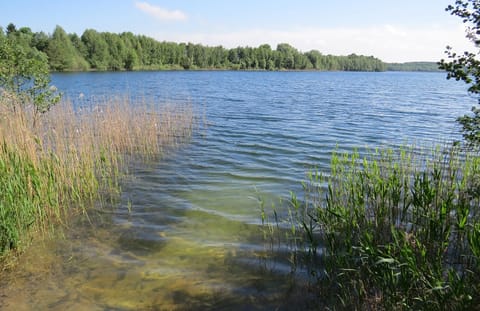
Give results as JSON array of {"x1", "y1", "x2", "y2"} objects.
[{"x1": 0, "y1": 0, "x2": 472, "y2": 62}]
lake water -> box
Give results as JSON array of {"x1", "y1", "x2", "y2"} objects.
[{"x1": 0, "y1": 71, "x2": 474, "y2": 310}]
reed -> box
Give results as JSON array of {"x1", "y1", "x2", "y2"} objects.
[
  {"x1": 0, "y1": 96, "x2": 194, "y2": 265},
  {"x1": 264, "y1": 146, "x2": 480, "y2": 310}
]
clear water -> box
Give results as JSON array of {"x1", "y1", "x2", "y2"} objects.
[{"x1": 0, "y1": 71, "x2": 474, "y2": 310}]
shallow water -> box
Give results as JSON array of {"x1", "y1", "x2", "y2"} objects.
[{"x1": 0, "y1": 71, "x2": 474, "y2": 310}]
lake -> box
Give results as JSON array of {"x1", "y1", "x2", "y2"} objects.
[{"x1": 0, "y1": 71, "x2": 474, "y2": 310}]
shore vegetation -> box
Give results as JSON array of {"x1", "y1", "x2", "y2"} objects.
[
  {"x1": 0, "y1": 25, "x2": 195, "y2": 267},
  {"x1": 0, "y1": 95, "x2": 194, "y2": 267},
  {"x1": 261, "y1": 146, "x2": 480, "y2": 310}
]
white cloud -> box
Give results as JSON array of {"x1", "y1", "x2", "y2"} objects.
[
  {"x1": 135, "y1": 1, "x2": 187, "y2": 22},
  {"x1": 150, "y1": 24, "x2": 473, "y2": 63}
]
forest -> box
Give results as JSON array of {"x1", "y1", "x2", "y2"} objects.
[
  {"x1": 1, "y1": 23, "x2": 387, "y2": 72},
  {"x1": 386, "y1": 61, "x2": 441, "y2": 72}
]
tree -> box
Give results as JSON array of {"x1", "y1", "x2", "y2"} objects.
[
  {"x1": 32, "y1": 31, "x2": 49, "y2": 53},
  {"x1": 306, "y1": 50, "x2": 323, "y2": 70},
  {"x1": 124, "y1": 50, "x2": 138, "y2": 71},
  {"x1": 439, "y1": 0, "x2": 480, "y2": 146},
  {"x1": 276, "y1": 43, "x2": 297, "y2": 69},
  {"x1": 6, "y1": 23, "x2": 16, "y2": 36},
  {"x1": 81, "y1": 29, "x2": 110, "y2": 70},
  {"x1": 0, "y1": 34, "x2": 61, "y2": 124},
  {"x1": 47, "y1": 25, "x2": 87, "y2": 71},
  {"x1": 5, "y1": 25, "x2": 35, "y2": 51},
  {"x1": 103, "y1": 32, "x2": 126, "y2": 70},
  {"x1": 120, "y1": 32, "x2": 140, "y2": 69}
]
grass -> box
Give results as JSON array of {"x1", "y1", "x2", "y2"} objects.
[
  {"x1": 262, "y1": 145, "x2": 480, "y2": 310},
  {"x1": 0, "y1": 96, "x2": 194, "y2": 267}
]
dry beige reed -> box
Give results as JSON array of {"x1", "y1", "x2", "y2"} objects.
[{"x1": 0, "y1": 96, "x2": 195, "y2": 263}]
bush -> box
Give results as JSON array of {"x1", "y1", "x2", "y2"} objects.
[{"x1": 0, "y1": 31, "x2": 61, "y2": 125}]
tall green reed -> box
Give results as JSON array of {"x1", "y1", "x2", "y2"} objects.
[{"x1": 263, "y1": 145, "x2": 480, "y2": 310}]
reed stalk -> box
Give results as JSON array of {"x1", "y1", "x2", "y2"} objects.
[{"x1": 0, "y1": 96, "x2": 194, "y2": 267}]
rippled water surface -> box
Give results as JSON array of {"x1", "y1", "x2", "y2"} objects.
[{"x1": 0, "y1": 71, "x2": 474, "y2": 310}]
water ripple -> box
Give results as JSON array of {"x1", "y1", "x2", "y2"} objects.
[{"x1": 31, "y1": 71, "x2": 474, "y2": 308}]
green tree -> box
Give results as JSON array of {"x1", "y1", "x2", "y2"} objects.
[
  {"x1": 5, "y1": 25, "x2": 35, "y2": 51},
  {"x1": 255, "y1": 44, "x2": 272, "y2": 69},
  {"x1": 81, "y1": 29, "x2": 110, "y2": 70},
  {"x1": 276, "y1": 43, "x2": 297, "y2": 69},
  {"x1": 103, "y1": 32, "x2": 126, "y2": 70},
  {"x1": 47, "y1": 25, "x2": 88, "y2": 71},
  {"x1": 228, "y1": 48, "x2": 240, "y2": 65},
  {"x1": 15, "y1": 27, "x2": 34, "y2": 48},
  {"x1": 124, "y1": 50, "x2": 138, "y2": 71},
  {"x1": 294, "y1": 53, "x2": 312, "y2": 70},
  {"x1": 120, "y1": 32, "x2": 140, "y2": 69},
  {"x1": 305, "y1": 50, "x2": 323, "y2": 70},
  {"x1": 32, "y1": 31, "x2": 49, "y2": 53},
  {"x1": 69, "y1": 33, "x2": 87, "y2": 59},
  {"x1": 0, "y1": 34, "x2": 61, "y2": 124},
  {"x1": 439, "y1": 0, "x2": 480, "y2": 146},
  {"x1": 191, "y1": 43, "x2": 207, "y2": 68},
  {"x1": 6, "y1": 23, "x2": 16, "y2": 36}
]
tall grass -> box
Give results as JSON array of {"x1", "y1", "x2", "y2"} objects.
[
  {"x1": 0, "y1": 96, "x2": 194, "y2": 266},
  {"x1": 264, "y1": 146, "x2": 480, "y2": 310}
]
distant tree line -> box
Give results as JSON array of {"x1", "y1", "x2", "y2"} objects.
[
  {"x1": 1, "y1": 23, "x2": 387, "y2": 72},
  {"x1": 386, "y1": 62, "x2": 442, "y2": 72}
]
